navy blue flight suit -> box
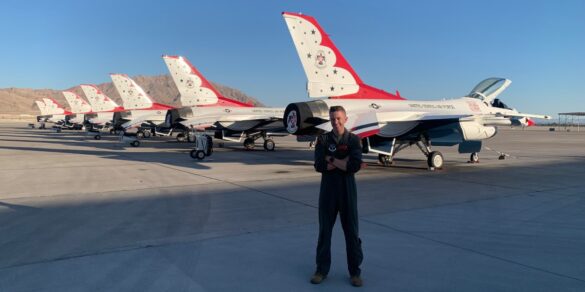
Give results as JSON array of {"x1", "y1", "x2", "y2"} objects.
[{"x1": 314, "y1": 129, "x2": 363, "y2": 277}]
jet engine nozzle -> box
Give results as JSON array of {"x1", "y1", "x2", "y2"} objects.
[
  {"x1": 164, "y1": 108, "x2": 194, "y2": 130},
  {"x1": 112, "y1": 111, "x2": 131, "y2": 130},
  {"x1": 283, "y1": 100, "x2": 330, "y2": 135}
]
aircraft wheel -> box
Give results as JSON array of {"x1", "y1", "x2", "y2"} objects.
[
  {"x1": 190, "y1": 149, "x2": 206, "y2": 160},
  {"x1": 243, "y1": 138, "x2": 255, "y2": 150},
  {"x1": 94, "y1": 135, "x2": 101, "y2": 140},
  {"x1": 177, "y1": 133, "x2": 186, "y2": 142},
  {"x1": 469, "y1": 152, "x2": 479, "y2": 163},
  {"x1": 143, "y1": 130, "x2": 151, "y2": 138},
  {"x1": 309, "y1": 140, "x2": 316, "y2": 148},
  {"x1": 378, "y1": 154, "x2": 392, "y2": 167},
  {"x1": 110, "y1": 129, "x2": 116, "y2": 135},
  {"x1": 263, "y1": 139, "x2": 275, "y2": 151},
  {"x1": 427, "y1": 151, "x2": 444, "y2": 169},
  {"x1": 131, "y1": 140, "x2": 141, "y2": 147}
]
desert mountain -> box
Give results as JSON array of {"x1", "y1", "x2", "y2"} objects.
[{"x1": 0, "y1": 75, "x2": 263, "y2": 115}]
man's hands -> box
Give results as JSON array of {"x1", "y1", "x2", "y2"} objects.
[
  {"x1": 326, "y1": 156, "x2": 349, "y2": 171},
  {"x1": 327, "y1": 162, "x2": 336, "y2": 171},
  {"x1": 326, "y1": 156, "x2": 336, "y2": 170}
]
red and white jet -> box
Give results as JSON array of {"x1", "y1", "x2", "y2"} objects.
[
  {"x1": 162, "y1": 55, "x2": 286, "y2": 151},
  {"x1": 35, "y1": 98, "x2": 71, "y2": 124},
  {"x1": 110, "y1": 73, "x2": 174, "y2": 139},
  {"x1": 79, "y1": 84, "x2": 126, "y2": 131},
  {"x1": 62, "y1": 91, "x2": 94, "y2": 126},
  {"x1": 282, "y1": 12, "x2": 551, "y2": 168}
]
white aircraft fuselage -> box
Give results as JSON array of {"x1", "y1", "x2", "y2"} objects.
[
  {"x1": 287, "y1": 97, "x2": 530, "y2": 140},
  {"x1": 178, "y1": 106, "x2": 285, "y2": 132}
]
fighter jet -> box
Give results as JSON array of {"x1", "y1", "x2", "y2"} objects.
[
  {"x1": 40, "y1": 98, "x2": 75, "y2": 126},
  {"x1": 110, "y1": 73, "x2": 175, "y2": 139},
  {"x1": 62, "y1": 91, "x2": 94, "y2": 129},
  {"x1": 282, "y1": 12, "x2": 551, "y2": 169},
  {"x1": 79, "y1": 84, "x2": 126, "y2": 132},
  {"x1": 34, "y1": 100, "x2": 60, "y2": 124},
  {"x1": 162, "y1": 55, "x2": 286, "y2": 151}
]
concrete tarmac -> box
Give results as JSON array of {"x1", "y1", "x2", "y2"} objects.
[{"x1": 0, "y1": 122, "x2": 584, "y2": 291}]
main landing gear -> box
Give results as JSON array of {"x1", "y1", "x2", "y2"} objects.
[
  {"x1": 414, "y1": 137, "x2": 444, "y2": 170},
  {"x1": 136, "y1": 129, "x2": 152, "y2": 139},
  {"x1": 176, "y1": 132, "x2": 187, "y2": 142},
  {"x1": 119, "y1": 128, "x2": 155, "y2": 148},
  {"x1": 242, "y1": 133, "x2": 276, "y2": 151},
  {"x1": 368, "y1": 136, "x2": 444, "y2": 170}
]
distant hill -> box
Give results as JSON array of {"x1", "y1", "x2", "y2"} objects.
[{"x1": 0, "y1": 75, "x2": 263, "y2": 115}]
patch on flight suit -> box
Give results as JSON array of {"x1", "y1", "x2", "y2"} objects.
[{"x1": 328, "y1": 144, "x2": 336, "y2": 152}]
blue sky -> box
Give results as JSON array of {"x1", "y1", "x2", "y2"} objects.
[{"x1": 0, "y1": 0, "x2": 583, "y2": 116}]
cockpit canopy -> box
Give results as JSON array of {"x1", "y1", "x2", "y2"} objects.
[{"x1": 467, "y1": 78, "x2": 512, "y2": 103}]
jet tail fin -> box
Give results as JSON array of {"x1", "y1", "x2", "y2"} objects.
[
  {"x1": 162, "y1": 55, "x2": 253, "y2": 107},
  {"x1": 282, "y1": 12, "x2": 404, "y2": 100},
  {"x1": 63, "y1": 91, "x2": 92, "y2": 114},
  {"x1": 42, "y1": 97, "x2": 71, "y2": 115},
  {"x1": 110, "y1": 74, "x2": 173, "y2": 110},
  {"x1": 35, "y1": 100, "x2": 49, "y2": 115},
  {"x1": 80, "y1": 84, "x2": 124, "y2": 112}
]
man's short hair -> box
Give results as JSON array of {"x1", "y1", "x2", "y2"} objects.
[{"x1": 329, "y1": 105, "x2": 346, "y2": 114}]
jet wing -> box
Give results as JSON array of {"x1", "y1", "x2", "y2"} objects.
[
  {"x1": 121, "y1": 113, "x2": 167, "y2": 129},
  {"x1": 495, "y1": 112, "x2": 552, "y2": 120},
  {"x1": 317, "y1": 111, "x2": 471, "y2": 138},
  {"x1": 182, "y1": 114, "x2": 280, "y2": 126},
  {"x1": 121, "y1": 117, "x2": 151, "y2": 129},
  {"x1": 214, "y1": 114, "x2": 281, "y2": 123},
  {"x1": 180, "y1": 117, "x2": 220, "y2": 131}
]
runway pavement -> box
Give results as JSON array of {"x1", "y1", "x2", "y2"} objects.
[{"x1": 1, "y1": 122, "x2": 584, "y2": 291}]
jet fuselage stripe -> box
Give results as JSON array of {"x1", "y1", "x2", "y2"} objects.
[{"x1": 350, "y1": 122, "x2": 379, "y2": 132}]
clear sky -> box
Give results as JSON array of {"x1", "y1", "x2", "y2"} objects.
[{"x1": 0, "y1": 0, "x2": 583, "y2": 117}]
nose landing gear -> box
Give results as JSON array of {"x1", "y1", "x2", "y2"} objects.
[{"x1": 468, "y1": 152, "x2": 480, "y2": 163}]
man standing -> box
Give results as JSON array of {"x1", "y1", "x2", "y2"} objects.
[{"x1": 311, "y1": 106, "x2": 364, "y2": 287}]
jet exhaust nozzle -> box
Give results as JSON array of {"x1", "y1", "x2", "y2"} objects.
[
  {"x1": 112, "y1": 111, "x2": 131, "y2": 130},
  {"x1": 164, "y1": 108, "x2": 194, "y2": 130},
  {"x1": 283, "y1": 100, "x2": 330, "y2": 136}
]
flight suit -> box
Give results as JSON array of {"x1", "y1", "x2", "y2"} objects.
[{"x1": 314, "y1": 129, "x2": 363, "y2": 277}]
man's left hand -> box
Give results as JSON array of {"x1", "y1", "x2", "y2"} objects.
[{"x1": 327, "y1": 163, "x2": 336, "y2": 171}]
